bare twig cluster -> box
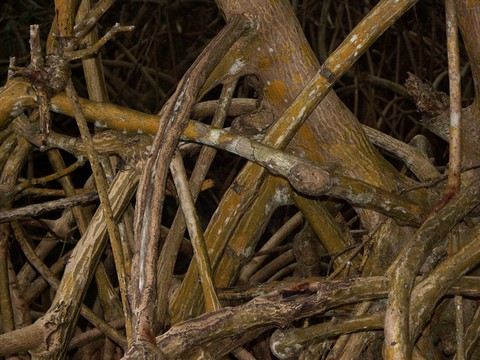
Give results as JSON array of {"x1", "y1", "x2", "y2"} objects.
[{"x1": 0, "y1": 1, "x2": 480, "y2": 359}]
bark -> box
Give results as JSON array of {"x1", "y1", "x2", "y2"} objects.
[
  {"x1": 171, "y1": 0, "x2": 422, "y2": 326},
  {"x1": 1, "y1": 0, "x2": 480, "y2": 359}
]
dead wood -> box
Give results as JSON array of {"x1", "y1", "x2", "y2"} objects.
[{"x1": 0, "y1": 1, "x2": 480, "y2": 359}]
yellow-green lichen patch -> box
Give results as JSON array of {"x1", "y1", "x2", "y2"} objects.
[{"x1": 264, "y1": 79, "x2": 287, "y2": 105}]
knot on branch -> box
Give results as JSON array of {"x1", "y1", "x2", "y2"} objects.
[{"x1": 287, "y1": 163, "x2": 331, "y2": 196}]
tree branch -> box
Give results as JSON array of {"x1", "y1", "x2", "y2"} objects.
[{"x1": 128, "y1": 14, "x2": 256, "y2": 355}]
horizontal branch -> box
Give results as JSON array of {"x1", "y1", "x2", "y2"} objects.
[
  {"x1": 156, "y1": 275, "x2": 480, "y2": 358},
  {"x1": 182, "y1": 121, "x2": 429, "y2": 226},
  {"x1": 2, "y1": 81, "x2": 429, "y2": 226},
  {"x1": 271, "y1": 312, "x2": 384, "y2": 358},
  {"x1": 11, "y1": 114, "x2": 152, "y2": 161},
  {"x1": 0, "y1": 191, "x2": 98, "y2": 223},
  {"x1": 157, "y1": 276, "x2": 388, "y2": 357},
  {"x1": 0, "y1": 80, "x2": 441, "y2": 186}
]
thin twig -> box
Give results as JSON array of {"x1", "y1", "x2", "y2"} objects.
[
  {"x1": 271, "y1": 312, "x2": 384, "y2": 358},
  {"x1": 69, "y1": 24, "x2": 135, "y2": 60},
  {"x1": 0, "y1": 137, "x2": 32, "y2": 336},
  {"x1": 64, "y1": 78, "x2": 131, "y2": 341},
  {"x1": 130, "y1": 15, "x2": 254, "y2": 352},
  {"x1": 68, "y1": 318, "x2": 125, "y2": 350},
  {"x1": 0, "y1": 225, "x2": 14, "y2": 333},
  {"x1": 0, "y1": 191, "x2": 98, "y2": 224},
  {"x1": 156, "y1": 80, "x2": 237, "y2": 330},
  {"x1": 445, "y1": 0, "x2": 462, "y2": 197},
  {"x1": 362, "y1": 125, "x2": 439, "y2": 181},
  {"x1": 239, "y1": 212, "x2": 303, "y2": 284},
  {"x1": 76, "y1": 1, "x2": 131, "y2": 355},
  {"x1": 445, "y1": 3, "x2": 465, "y2": 355},
  {"x1": 0, "y1": 155, "x2": 86, "y2": 207},
  {"x1": 452, "y1": 229, "x2": 465, "y2": 360},
  {"x1": 170, "y1": 150, "x2": 221, "y2": 312},
  {"x1": 74, "y1": 0, "x2": 117, "y2": 40},
  {"x1": 11, "y1": 221, "x2": 127, "y2": 349}
]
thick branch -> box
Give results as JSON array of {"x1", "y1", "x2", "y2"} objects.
[
  {"x1": 384, "y1": 180, "x2": 480, "y2": 359},
  {"x1": 129, "y1": 14, "x2": 256, "y2": 354},
  {"x1": 153, "y1": 275, "x2": 480, "y2": 359}
]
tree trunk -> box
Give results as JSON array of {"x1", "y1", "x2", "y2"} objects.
[
  {"x1": 171, "y1": 0, "x2": 420, "y2": 324},
  {"x1": 0, "y1": 0, "x2": 479, "y2": 359}
]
